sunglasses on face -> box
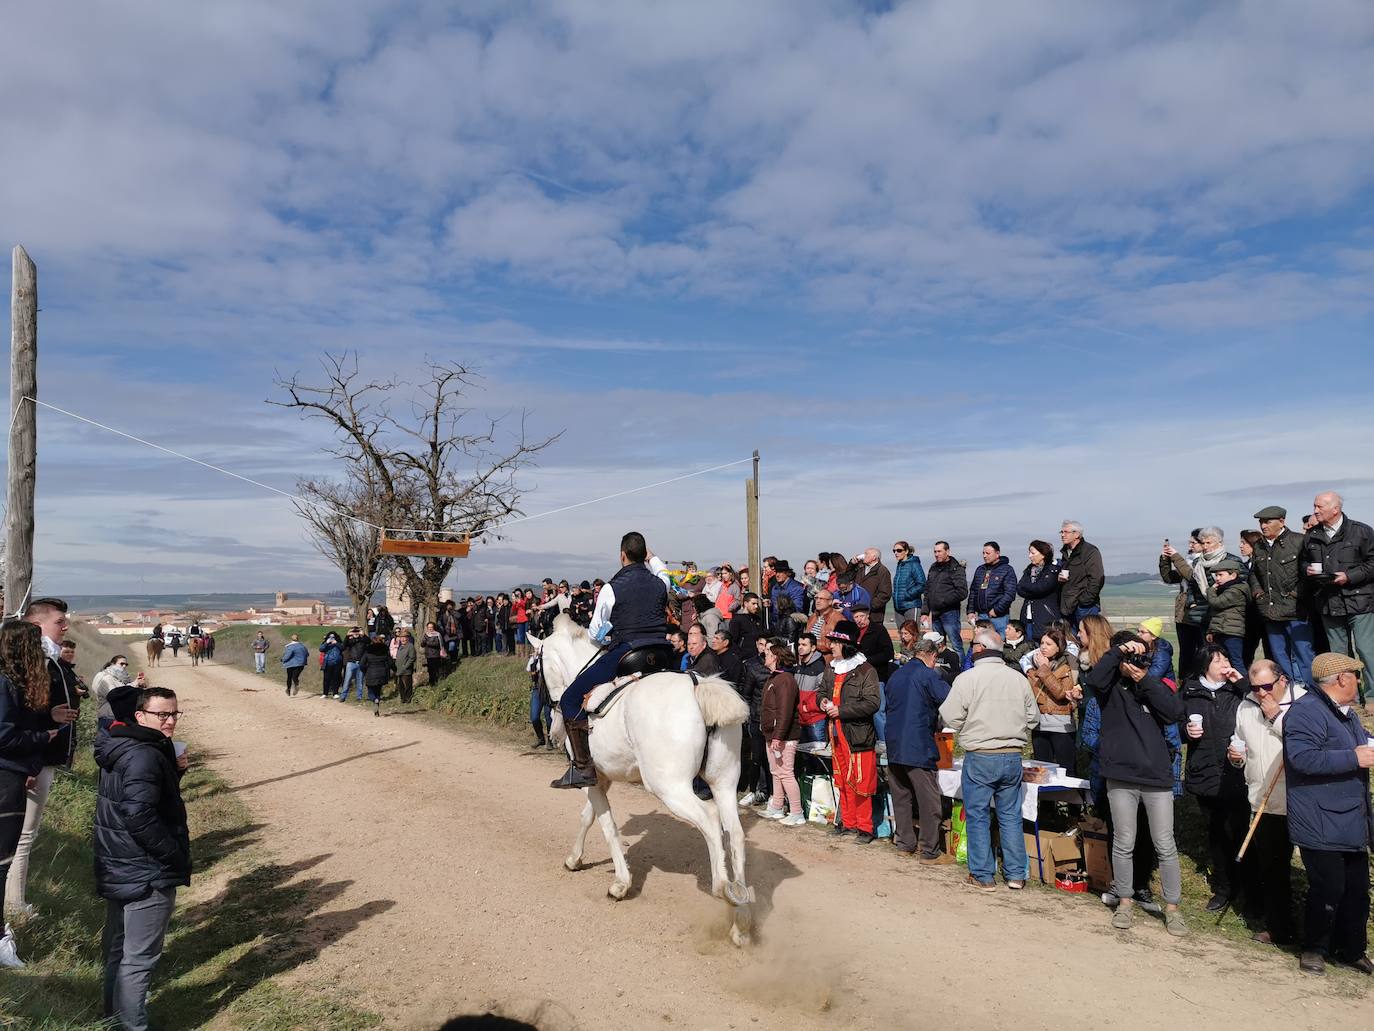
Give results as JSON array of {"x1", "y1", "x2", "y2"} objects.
[{"x1": 1251, "y1": 680, "x2": 1280, "y2": 691}]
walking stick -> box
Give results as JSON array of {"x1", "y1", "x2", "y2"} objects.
[{"x1": 1236, "y1": 762, "x2": 1285, "y2": 862}]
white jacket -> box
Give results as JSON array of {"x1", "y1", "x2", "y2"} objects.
[{"x1": 1232, "y1": 683, "x2": 1305, "y2": 815}]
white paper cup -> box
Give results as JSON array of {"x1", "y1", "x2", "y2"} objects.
[
  {"x1": 1308, "y1": 562, "x2": 1323, "y2": 574},
  {"x1": 1188, "y1": 714, "x2": 1203, "y2": 730},
  {"x1": 172, "y1": 741, "x2": 187, "y2": 759},
  {"x1": 1230, "y1": 735, "x2": 1247, "y2": 755}
]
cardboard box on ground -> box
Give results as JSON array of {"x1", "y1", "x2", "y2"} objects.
[{"x1": 1078, "y1": 817, "x2": 1113, "y2": 892}]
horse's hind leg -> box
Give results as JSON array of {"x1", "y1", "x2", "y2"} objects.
[
  {"x1": 706, "y1": 727, "x2": 748, "y2": 898},
  {"x1": 657, "y1": 783, "x2": 729, "y2": 898},
  {"x1": 587, "y1": 782, "x2": 632, "y2": 899},
  {"x1": 565, "y1": 798, "x2": 595, "y2": 872}
]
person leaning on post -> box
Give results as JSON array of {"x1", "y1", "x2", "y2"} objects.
[
  {"x1": 1227, "y1": 659, "x2": 1302, "y2": 947},
  {"x1": 1282, "y1": 652, "x2": 1374, "y2": 977}
]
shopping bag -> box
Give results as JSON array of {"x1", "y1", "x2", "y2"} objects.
[
  {"x1": 807, "y1": 774, "x2": 837, "y2": 824},
  {"x1": 950, "y1": 801, "x2": 968, "y2": 865}
]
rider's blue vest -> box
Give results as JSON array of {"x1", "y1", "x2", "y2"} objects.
[{"x1": 607, "y1": 563, "x2": 668, "y2": 648}]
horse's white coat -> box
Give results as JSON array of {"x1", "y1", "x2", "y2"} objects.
[{"x1": 529, "y1": 616, "x2": 753, "y2": 942}]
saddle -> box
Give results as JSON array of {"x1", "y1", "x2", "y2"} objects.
[
  {"x1": 585, "y1": 644, "x2": 679, "y2": 718},
  {"x1": 615, "y1": 643, "x2": 677, "y2": 678}
]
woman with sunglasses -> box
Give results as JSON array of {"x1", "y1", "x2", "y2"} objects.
[{"x1": 92, "y1": 656, "x2": 143, "y2": 736}]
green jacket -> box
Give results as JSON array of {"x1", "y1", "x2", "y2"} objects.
[
  {"x1": 1205, "y1": 578, "x2": 1248, "y2": 638},
  {"x1": 1247, "y1": 528, "x2": 1306, "y2": 623}
]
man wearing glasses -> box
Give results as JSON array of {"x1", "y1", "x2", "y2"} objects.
[
  {"x1": 95, "y1": 687, "x2": 191, "y2": 1030},
  {"x1": 1228, "y1": 659, "x2": 1304, "y2": 947}
]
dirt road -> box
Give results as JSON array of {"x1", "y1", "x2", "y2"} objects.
[{"x1": 158, "y1": 656, "x2": 1367, "y2": 1030}]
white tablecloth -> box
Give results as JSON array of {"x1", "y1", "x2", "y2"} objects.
[{"x1": 937, "y1": 768, "x2": 1090, "y2": 821}]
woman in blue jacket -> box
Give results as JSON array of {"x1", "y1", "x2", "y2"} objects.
[
  {"x1": 0, "y1": 620, "x2": 59, "y2": 968},
  {"x1": 318, "y1": 632, "x2": 344, "y2": 699},
  {"x1": 891, "y1": 542, "x2": 927, "y2": 623}
]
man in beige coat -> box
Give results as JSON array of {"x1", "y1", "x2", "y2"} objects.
[{"x1": 1229, "y1": 658, "x2": 1305, "y2": 945}]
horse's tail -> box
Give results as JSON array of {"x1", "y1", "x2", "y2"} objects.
[{"x1": 692, "y1": 674, "x2": 748, "y2": 728}]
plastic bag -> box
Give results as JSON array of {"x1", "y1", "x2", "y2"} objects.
[
  {"x1": 950, "y1": 802, "x2": 968, "y2": 865},
  {"x1": 807, "y1": 775, "x2": 837, "y2": 824}
]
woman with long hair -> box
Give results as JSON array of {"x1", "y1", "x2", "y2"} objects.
[
  {"x1": 1017, "y1": 540, "x2": 1063, "y2": 642},
  {"x1": 1077, "y1": 614, "x2": 1115, "y2": 671},
  {"x1": 1026, "y1": 627, "x2": 1081, "y2": 774},
  {"x1": 0, "y1": 620, "x2": 59, "y2": 967},
  {"x1": 92, "y1": 655, "x2": 139, "y2": 735}
]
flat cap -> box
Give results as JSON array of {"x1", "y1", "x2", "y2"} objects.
[
  {"x1": 1213, "y1": 558, "x2": 1243, "y2": 574},
  {"x1": 1310, "y1": 652, "x2": 1365, "y2": 681},
  {"x1": 1254, "y1": 505, "x2": 1287, "y2": 520}
]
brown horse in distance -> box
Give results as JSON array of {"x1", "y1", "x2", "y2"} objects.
[
  {"x1": 146, "y1": 637, "x2": 164, "y2": 667},
  {"x1": 188, "y1": 636, "x2": 204, "y2": 666}
]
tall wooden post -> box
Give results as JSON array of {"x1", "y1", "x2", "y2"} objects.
[
  {"x1": 745, "y1": 450, "x2": 760, "y2": 592},
  {"x1": 6, "y1": 246, "x2": 37, "y2": 615}
]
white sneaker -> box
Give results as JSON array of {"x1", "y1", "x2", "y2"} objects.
[
  {"x1": 737, "y1": 792, "x2": 757, "y2": 807},
  {"x1": 761, "y1": 806, "x2": 786, "y2": 820},
  {"x1": 0, "y1": 929, "x2": 24, "y2": 969},
  {"x1": 780, "y1": 813, "x2": 807, "y2": 827}
]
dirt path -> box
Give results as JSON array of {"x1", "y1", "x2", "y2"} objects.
[{"x1": 157, "y1": 655, "x2": 1367, "y2": 1031}]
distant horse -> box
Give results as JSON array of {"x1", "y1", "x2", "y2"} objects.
[
  {"x1": 146, "y1": 637, "x2": 164, "y2": 667},
  {"x1": 528, "y1": 615, "x2": 755, "y2": 945},
  {"x1": 188, "y1": 636, "x2": 204, "y2": 666}
]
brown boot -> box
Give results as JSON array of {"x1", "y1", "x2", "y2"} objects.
[{"x1": 551, "y1": 719, "x2": 597, "y2": 789}]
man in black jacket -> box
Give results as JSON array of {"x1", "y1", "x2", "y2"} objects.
[
  {"x1": 728, "y1": 594, "x2": 765, "y2": 659},
  {"x1": 1058, "y1": 521, "x2": 1105, "y2": 629},
  {"x1": 95, "y1": 686, "x2": 191, "y2": 1031},
  {"x1": 1302, "y1": 492, "x2": 1374, "y2": 708},
  {"x1": 923, "y1": 541, "x2": 968, "y2": 662},
  {"x1": 710, "y1": 628, "x2": 743, "y2": 685},
  {"x1": 1250, "y1": 505, "x2": 1316, "y2": 684}
]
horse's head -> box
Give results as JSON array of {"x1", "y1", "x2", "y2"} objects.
[{"x1": 526, "y1": 613, "x2": 593, "y2": 702}]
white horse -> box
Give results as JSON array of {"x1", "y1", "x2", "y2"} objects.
[{"x1": 528, "y1": 615, "x2": 756, "y2": 945}]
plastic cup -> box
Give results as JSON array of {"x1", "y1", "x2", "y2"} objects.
[
  {"x1": 1230, "y1": 735, "x2": 1247, "y2": 756},
  {"x1": 1308, "y1": 562, "x2": 1323, "y2": 574},
  {"x1": 172, "y1": 741, "x2": 187, "y2": 759},
  {"x1": 1188, "y1": 714, "x2": 1203, "y2": 731}
]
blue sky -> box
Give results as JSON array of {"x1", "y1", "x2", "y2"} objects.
[{"x1": 4, "y1": 0, "x2": 1374, "y2": 595}]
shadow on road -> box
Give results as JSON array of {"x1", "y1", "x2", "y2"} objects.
[{"x1": 227, "y1": 741, "x2": 421, "y2": 792}]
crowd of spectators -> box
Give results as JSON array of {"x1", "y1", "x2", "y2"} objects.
[{"x1": 491, "y1": 494, "x2": 1372, "y2": 974}]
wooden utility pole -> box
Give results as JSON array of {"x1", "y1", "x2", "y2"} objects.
[
  {"x1": 6, "y1": 245, "x2": 37, "y2": 615},
  {"x1": 744, "y1": 450, "x2": 760, "y2": 591}
]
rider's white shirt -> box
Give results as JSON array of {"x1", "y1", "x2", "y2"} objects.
[{"x1": 589, "y1": 556, "x2": 671, "y2": 643}]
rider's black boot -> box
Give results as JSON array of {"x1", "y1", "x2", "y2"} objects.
[{"x1": 550, "y1": 720, "x2": 597, "y2": 789}]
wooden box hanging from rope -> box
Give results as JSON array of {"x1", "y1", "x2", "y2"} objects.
[{"x1": 380, "y1": 533, "x2": 471, "y2": 558}]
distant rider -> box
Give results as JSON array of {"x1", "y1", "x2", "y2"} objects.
[{"x1": 551, "y1": 531, "x2": 671, "y2": 789}]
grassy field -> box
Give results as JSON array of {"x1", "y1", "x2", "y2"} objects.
[{"x1": 0, "y1": 621, "x2": 379, "y2": 1030}]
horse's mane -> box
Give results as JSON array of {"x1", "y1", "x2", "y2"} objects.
[{"x1": 550, "y1": 612, "x2": 589, "y2": 641}]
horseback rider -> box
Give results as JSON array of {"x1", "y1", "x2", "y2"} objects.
[
  {"x1": 551, "y1": 530, "x2": 671, "y2": 789},
  {"x1": 187, "y1": 620, "x2": 202, "y2": 638}
]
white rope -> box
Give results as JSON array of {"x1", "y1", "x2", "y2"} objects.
[
  {"x1": 21, "y1": 396, "x2": 754, "y2": 543},
  {"x1": 23, "y1": 396, "x2": 387, "y2": 531}
]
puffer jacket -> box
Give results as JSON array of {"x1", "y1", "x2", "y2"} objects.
[
  {"x1": 1017, "y1": 562, "x2": 1063, "y2": 628},
  {"x1": 319, "y1": 637, "x2": 344, "y2": 668},
  {"x1": 1027, "y1": 659, "x2": 1076, "y2": 717},
  {"x1": 967, "y1": 556, "x2": 1018, "y2": 617},
  {"x1": 1204, "y1": 578, "x2": 1248, "y2": 639},
  {"x1": 1283, "y1": 686, "x2": 1374, "y2": 852},
  {"x1": 759, "y1": 670, "x2": 801, "y2": 741},
  {"x1": 794, "y1": 653, "x2": 827, "y2": 727},
  {"x1": 361, "y1": 642, "x2": 394, "y2": 689},
  {"x1": 892, "y1": 555, "x2": 927, "y2": 612},
  {"x1": 1182, "y1": 677, "x2": 1248, "y2": 802},
  {"x1": 1301, "y1": 516, "x2": 1374, "y2": 618},
  {"x1": 923, "y1": 558, "x2": 968, "y2": 614},
  {"x1": 821, "y1": 658, "x2": 881, "y2": 753},
  {"x1": 882, "y1": 660, "x2": 951, "y2": 768},
  {"x1": 0, "y1": 672, "x2": 52, "y2": 777},
  {"x1": 94, "y1": 722, "x2": 192, "y2": 902},
  {"x1": 1248, "y1": 528, "x2": 1307, "y2": 623}
]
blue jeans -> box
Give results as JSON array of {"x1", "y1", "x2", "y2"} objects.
[
  {"x1": 873, "y1": 682, "x2": 887, "y2": 744},
  {"x1": 530, "y1": 687, "x2": 551, "y2": 731},
  {"x1": 974, "y1": 613, "x2": 1009, "y2": 638},
  {"x1": 961, "y1": 751, "x2": 1028, "y2": 884},
  {"x1": 340, "y1": 661, "x2": 365, "y2": 701},
  {"x1": 557, "y1": 643, "x2": 629, "y2": 720},
  {"x1": 1264, "y1": 619, "x2": 1316, "y2": 684},
  {"x1": 933, "y1": 609, "x2": 964, "y2": 660},
  {"x1": 253, "y1": 652, "x2": 266, "y2": 674},
  {"x1": 1215, "y1": 634, "x2": 1244, "y2": 669},
  {"x1": 1070, "y1": 604, "x2": 1101, "y2": 631}
]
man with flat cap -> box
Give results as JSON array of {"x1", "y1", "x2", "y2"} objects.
[
  {"x1": 1284, "y1": 652, "x2": 1374, "y2": 976},
  {"x1": 1249, "y1": 505, "x2": 1316, "y2": 684}
]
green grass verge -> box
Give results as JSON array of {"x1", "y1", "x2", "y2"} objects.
[{"x1": 0, "y1": 624, "x2": 380, "y2": 1030}]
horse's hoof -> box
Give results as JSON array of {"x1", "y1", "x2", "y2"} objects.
[
  {"x1": 724, "y1": 881, "x2": 752, "y2": 907},
  {"x1": 564, "y1": 856, "x2": 581, "y2": 872},
  {"x1": 729, "y1": 925, "x2": 751, "y2": 948},
  {"x1": 607, "y1": 881, "x2": 629, "y2": 900}
]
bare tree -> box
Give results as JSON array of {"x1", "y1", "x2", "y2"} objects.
[
  {"x1": 293, "y1": 471, "x2": 386, "y2": 622},
  {"x1": 270, "y1": 353, "x2": 558, "y2": 628}
]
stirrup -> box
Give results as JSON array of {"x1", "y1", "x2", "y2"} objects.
[{"x1": 550, "y1": 765, "x2": 598, "y2": 789}]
